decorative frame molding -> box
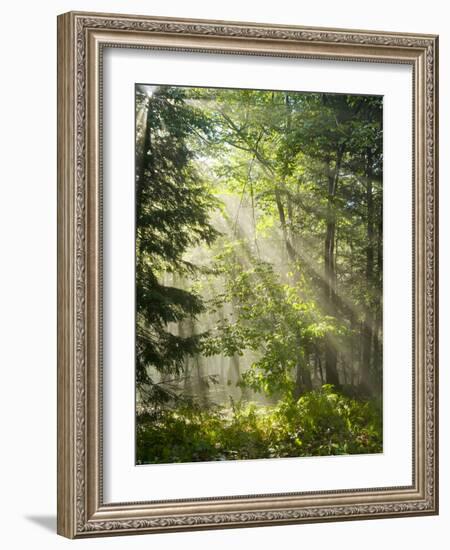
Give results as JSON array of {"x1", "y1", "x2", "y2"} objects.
[{"x1": 57, "y1": 11, "x2": 439, "y2": 538}]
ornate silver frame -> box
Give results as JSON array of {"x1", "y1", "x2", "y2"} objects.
[{"x1": 57, "y1": 11, "x2": 439, "y2": 538}]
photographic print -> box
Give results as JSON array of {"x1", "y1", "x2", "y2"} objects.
[{"x1": 135, "y1": 85, "x2": 383, "y2": 465}]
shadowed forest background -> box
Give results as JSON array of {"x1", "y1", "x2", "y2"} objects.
[{"x1": 135, "y1": 84, "x2": 383, "y2": 464}]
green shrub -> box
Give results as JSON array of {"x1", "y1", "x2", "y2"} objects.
[{"x1": 136, "y1": 385, "x2": 382, "y2": 464}]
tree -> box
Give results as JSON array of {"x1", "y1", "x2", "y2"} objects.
[
  {"x1": 135, "y1": 85, "x2": 384, "y2": 464},
  {"x1": 194, "y1": 89, "x2": 383, "y2": 395},
  {"x1": 135, "y1": 85, "x2": 218, "y2": 409},
  {"x1": 202, "y1": 247, "x2": 345, "y2": 399}
]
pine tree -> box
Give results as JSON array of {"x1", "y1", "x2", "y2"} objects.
[{"x1": 135, "y1": 85, "x2": 218, "y2": 409}]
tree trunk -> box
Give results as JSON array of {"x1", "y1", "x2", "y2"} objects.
[
  {"x1": 293, "y1": 334, "x2": 312, "y2": 399},
  {"x1": 187, "y1": 317, "x2": 208, "y2": 406},
  {"x1": 360, "y1": 155, "x2": 375, "y2": 396},
  {"x1": 294, "y1": 364, "x2": 312, "y2": 399},
  {"x1": 315, "y1": 351, "x2": 324, "y2": 385},
  {"x1": 136, "y1": 97, "x2": 153, "y2": 227},
  {"x1": 372, "y1": 202, "x2": 383, "y2": 395},
  {"x1": 324, "y1": 149, "x2": 343, "y2": 388}
]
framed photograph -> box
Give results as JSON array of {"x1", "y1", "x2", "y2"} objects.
[{"x1": 57, "y1": 11, "x2": 439, "y2": 538}]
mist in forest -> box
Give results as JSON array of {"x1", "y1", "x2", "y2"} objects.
[{"x1": 135, "y1": 84, "x2": 383, "y2": 464}]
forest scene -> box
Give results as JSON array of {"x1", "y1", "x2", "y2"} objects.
[{"x1": 135, "y1": 84, "x2": 383, "y2": 465}]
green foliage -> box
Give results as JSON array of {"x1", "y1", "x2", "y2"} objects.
[
  {"x1": 135, "y1": 86, "x2": 220, "y2": 404},
  {"x1": 202, "y1": 247, "x2": 347, "y2": 397},
  {"x1": 135, "y1": 84, "x2": 384, "y2": 463},
  {"x1": 272, "y1": 385, "x2": 382, "y2": 456},
  {"x1": 136, "y1": 386, "x2": 382, "y2": 464}
]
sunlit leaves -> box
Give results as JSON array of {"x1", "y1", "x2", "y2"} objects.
[
  {"x1": 202, "y1": 247, "x2": 348, "y2": 397},
  {"x1": 136, "y1": 385, "x2": 382, "y2": 463},
  {"x1": 135, "y1": 84, "x2": 383, "y2": 461}
]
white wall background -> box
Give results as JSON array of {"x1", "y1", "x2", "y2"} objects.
[{"x1": 0, "y1": 0, "x2": 446, "y2": 548}]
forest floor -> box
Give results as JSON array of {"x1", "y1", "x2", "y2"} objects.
[{"x1": 136, "y1": 385, "x2": 382, "y2": 465}]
